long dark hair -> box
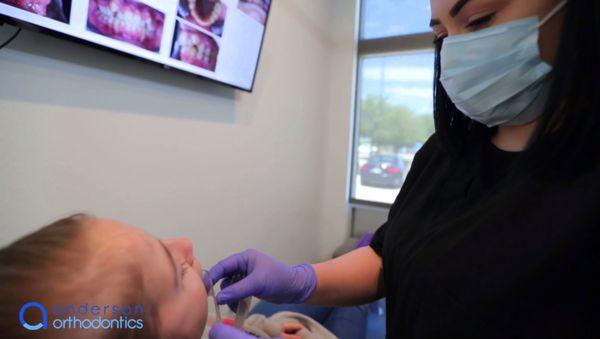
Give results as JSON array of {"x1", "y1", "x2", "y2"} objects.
[{"x1": 433, "y1": 1, "x2": 600, "y2": 179}]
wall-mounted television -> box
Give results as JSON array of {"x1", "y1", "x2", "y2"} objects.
[{"x1": 0, "y1": 0, "x2": 271, "y2": 91}]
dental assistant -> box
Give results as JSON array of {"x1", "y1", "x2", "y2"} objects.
[{"x1": 209, "y1": 0, "x2": 600, "y2": 338}]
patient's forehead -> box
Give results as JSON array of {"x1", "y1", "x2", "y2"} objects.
[
  {"x1": 77, "y1": 218, "x2": 163, "y2": 281},
  {"x1": 42, "y1": 219, "x2": 150, "y2": 309},
  {"x1": 85, "y1": 218, "x2": 155, "y2": 250},
  {"x1": 82, "y1": 218, "x2": 177, "y2": 290}
]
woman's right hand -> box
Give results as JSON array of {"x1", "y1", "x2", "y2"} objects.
[{"x1": 209, "y1": 249, "x2": 317, "y2": 306}]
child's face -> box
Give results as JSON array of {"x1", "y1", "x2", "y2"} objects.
[{"x1": 89, "y1": 219, "x2": 208, "y2": 339}]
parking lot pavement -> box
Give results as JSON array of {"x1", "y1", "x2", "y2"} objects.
[{"x1": 354, "y1": 175, "x2": 401, "y2": 204}]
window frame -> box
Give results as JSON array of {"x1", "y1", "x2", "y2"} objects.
[{"x1": 348, "y1": 0, "x2": 437, "y2": 209}]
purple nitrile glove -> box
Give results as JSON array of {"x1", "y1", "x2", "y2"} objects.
[
  {"x1": 356, "y1": 232, "x2": 374, "y2": 249},
  {"x1": 209, "y1": 323, "x2": 282, "y2": 339},
  {"x1": 209, "y1": 249, "x2": 317, "y2": 306}
]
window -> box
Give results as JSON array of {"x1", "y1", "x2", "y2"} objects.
[
  {"x1": 361, "y1": 0, "x2": 432, "y2": 39},
  {"x1": 349, "y1": 0, "x2": 436, "y2": 210}
]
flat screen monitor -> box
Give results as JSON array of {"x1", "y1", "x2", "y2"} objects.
[{"x1": 0, "y1": 0, "x2": 271, "y2": 91}]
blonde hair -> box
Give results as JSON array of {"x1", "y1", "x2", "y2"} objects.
[{"x1": 0, "y1": 215, "x2": 157, "y2": 338}]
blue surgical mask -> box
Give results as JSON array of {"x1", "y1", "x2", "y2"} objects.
[{"x1": 440, "y1": 1, "x2": 567, "y2": 127}]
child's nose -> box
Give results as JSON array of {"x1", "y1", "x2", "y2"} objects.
[
  {"x1": 165, "y1": 238, "x2": 195, "y2": 264},
  {"x1": 176, "y1": 238, "x2": 195, "y2": 263}
]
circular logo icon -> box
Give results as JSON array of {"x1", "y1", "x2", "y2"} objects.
[{"x1": 19, "y1": 301, "x2": 47, "y2": 331}]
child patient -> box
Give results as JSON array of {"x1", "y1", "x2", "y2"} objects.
[{"x1": 0, "y1": 214, "x2": 208, "y2": 338}]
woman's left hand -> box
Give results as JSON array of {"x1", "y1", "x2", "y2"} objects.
[{"x1": 209, "y1": 323, "x2": 256, "y2": 338}]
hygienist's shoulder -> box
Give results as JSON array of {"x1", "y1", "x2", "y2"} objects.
[
  {"x1": 412, "y1": 132, "x2": 446, "y2": 166},
  {"x1": 420, "y1": 132, "x2": 442, "y2": 152}
]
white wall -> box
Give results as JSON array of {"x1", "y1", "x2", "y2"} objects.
[
  {"x1": 316, "y1": 0, "x2": 357, "y2": 258},
  {"x1": 0, "y1": 0, "x2": 357, "y2": 267}
]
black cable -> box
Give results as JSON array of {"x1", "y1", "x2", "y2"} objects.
[{"x1": 0, "y1": 27, "x2": 22, "y2": 50}]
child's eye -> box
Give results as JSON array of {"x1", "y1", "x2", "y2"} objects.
[{"x1": 466, "y1": 13, "x2": 496, "y2": 31}]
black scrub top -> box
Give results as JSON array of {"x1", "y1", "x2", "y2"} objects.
[{"x1": 370, "y1": 131, "x2": 600, "y2": 339}]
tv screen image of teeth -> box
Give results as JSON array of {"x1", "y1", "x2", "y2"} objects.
[
  {"x1": 87, "y1": 0, "x2": 165, "y2": 52},
  {"x1": 238, "y1": 0, "x2": 269, "y2": 25},
  {"x1": 171, "y1": 19, "x2": 219, "y2": 72},
  {"x1": 171, "y1": 0, "x2": 225, "y2": 72},
  {"x1": 0, "y1": 0, "x2": 71, "y2": 22},
  {"x1": 178, "y1": 0, "x2": 226, "y2": 37},
  {"x1": 0, "y1": 0, "x2": 271, "y2": 90}
]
